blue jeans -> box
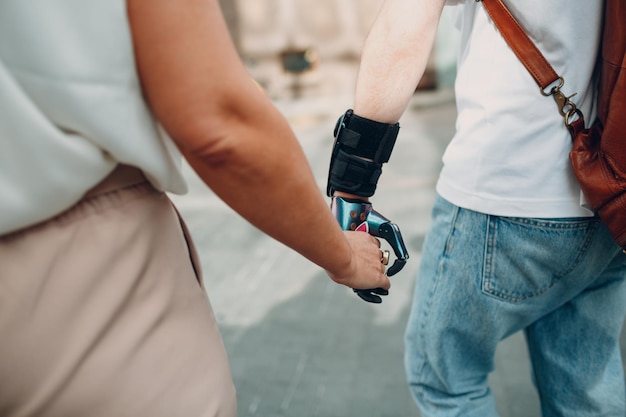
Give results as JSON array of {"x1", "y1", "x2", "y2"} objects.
[{"x1": 405, "y1": 194, "x2": 626, "y2": 417}]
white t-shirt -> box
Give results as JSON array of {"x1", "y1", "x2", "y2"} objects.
[
  {"x1": 0, "y1": 1, "x2": 187, "y2": 235},
  {"x1": 437, "y1": 0, "x2": 602, "y2": 217}
]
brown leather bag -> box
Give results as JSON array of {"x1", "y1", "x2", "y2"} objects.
[
  {"x1": 481, "y1": 0, "x2": 626, "y2": 251},
  {"x1": 569, "y1": 0, "x2": 626, "y2": 250}
]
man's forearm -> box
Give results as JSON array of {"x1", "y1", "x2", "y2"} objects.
[{"x1": 354, "y1": 0, "x2": 446, "y2": 123}]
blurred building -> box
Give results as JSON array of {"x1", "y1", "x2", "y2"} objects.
[
  {"x1": 219, "y1": 0, "x2": 459, "y2": 98},
  {"x1": 220, "y1": 0, "x2": 381, "y2": 58}
]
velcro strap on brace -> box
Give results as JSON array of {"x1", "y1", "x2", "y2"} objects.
[
  {"x1": 333, "y1": 111, "x2": 399, "y2": 163},
  {"x1": 327, "y1": 109, "x2": 399, "y2": 197},
  {"x1": 329, "y1": 150, "x2": 382, "y2": 196}
]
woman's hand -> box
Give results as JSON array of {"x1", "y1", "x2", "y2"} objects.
[{"x1": 325, "y1": 231, "x2": 391, "y2": 291}]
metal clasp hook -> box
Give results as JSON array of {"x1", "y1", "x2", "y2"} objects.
[
  {"x1": 552, "y1": 89, "x2": 578, "y2": 118},
  {"x1": 540, "y1": 77, "x2": 580, "y2": 128}
]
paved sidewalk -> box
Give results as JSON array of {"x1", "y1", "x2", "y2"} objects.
[{"x1": 171, "y1": 83, "x2": 626, "y2": 416}]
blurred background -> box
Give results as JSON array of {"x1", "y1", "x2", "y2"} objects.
[
  {"x1": 218, "y1": 0, "x2": 459, "y2": 98},
  {"x1": 168, "y1": 1, "x2": 626, "y2": 416}
]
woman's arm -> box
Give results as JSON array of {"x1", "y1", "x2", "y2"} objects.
[{"x1": 127, "y1": 0, "x2": 389, "y2": 290}]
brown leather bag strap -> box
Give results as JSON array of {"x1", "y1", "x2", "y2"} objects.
[
  {"x1": 479, "y1": 0, "x2": 561, "y2": 90},
  {"x1": 479, "y1": 0, "x2": 584, "y2": 134}
]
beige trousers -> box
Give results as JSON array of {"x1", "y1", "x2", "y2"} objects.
[{"x1": 0, "y1": 166, "x2": 237, "y2": 417}]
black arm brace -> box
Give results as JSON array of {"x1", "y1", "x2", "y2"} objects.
[{"x1": 326, "y1": 109, "x2": 400, "y2": 197}]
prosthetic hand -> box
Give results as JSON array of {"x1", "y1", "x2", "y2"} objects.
[
  {"x1": 327, "y1": 110, "x2": 409, "y2": 303},
  {"x1": 331, "y1": 196, "x2": 409, "y2": 303}
]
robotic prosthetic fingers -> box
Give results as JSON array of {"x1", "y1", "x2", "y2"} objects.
[
  {"x1": 327, "y1": 110, "x2": 409, "y2": 303},
  {"x1": 331, "y1": 197, "x2": 409, "y2": 303}
]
